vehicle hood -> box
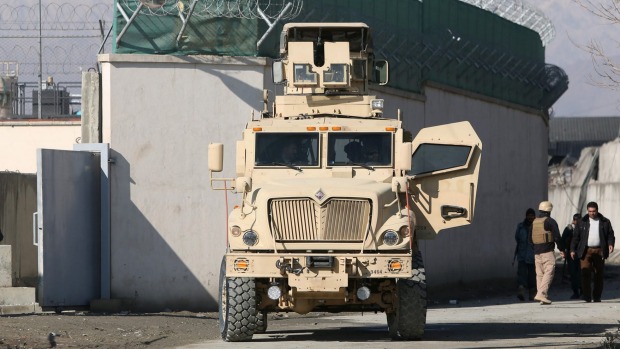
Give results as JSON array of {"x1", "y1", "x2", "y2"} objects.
[{"x1": 250, "y1": 177, "x2": 392, "y2": 204}]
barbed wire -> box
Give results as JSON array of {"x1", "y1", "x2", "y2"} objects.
[
  {"x1": 120, "y1": 0, "x2": 303, "y2": 20},
  {"x1": 0, "y1": 2, "x2": 111, "y2": 116},
  {"x1": 0, "y1": 1, "x2": 111, "y2": 78},
  {"x1": 0, "y1": 3, "x2": 112, "y2": 31}
]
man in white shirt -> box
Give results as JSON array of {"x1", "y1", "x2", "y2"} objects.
[{"x1": 570, "y1": 202, "x2": 616, "y2": 302}]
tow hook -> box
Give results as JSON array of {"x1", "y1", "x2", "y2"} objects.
[{"x1": 276, "y1": 260, "x2": 304, "y2": 276}]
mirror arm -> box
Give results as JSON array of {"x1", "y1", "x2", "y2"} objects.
[
  {"x1": 384, "y1": 197, "x2": 398, "y2": 208},
  {"x1": 240, "y1": 191, "x2": 257, "y2": 218},
  {"x1": 209, "y1": 171, "x2": 235, "y2": 191}
]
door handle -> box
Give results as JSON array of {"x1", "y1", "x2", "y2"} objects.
[
  {"x1": 441, "y1": 205, "x2": 467, "y2": 219},
  {"x1": 32, "y1": 212, "x2": 39, "y2": 246}
]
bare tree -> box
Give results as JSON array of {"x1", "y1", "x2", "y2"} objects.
[{"x1": 573, "y1": 0, "x2": 620, "y2": 91}]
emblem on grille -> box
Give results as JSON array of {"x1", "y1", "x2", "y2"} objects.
[{"x1": 315, "y1": 189, "x2": 325, "y2": 201}]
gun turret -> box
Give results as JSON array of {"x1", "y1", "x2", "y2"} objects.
[{"x1": 271, "y1": 23, "x2": 388, "y2": 118}]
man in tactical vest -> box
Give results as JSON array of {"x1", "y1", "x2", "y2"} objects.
[{"x1": 529, "y1": 201, "x2": 564, "y2": 305}]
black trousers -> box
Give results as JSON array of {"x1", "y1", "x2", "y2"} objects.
[
  {"x1": 580, "y1": 247, "x2": 605, "y2": 301},
  {"x1": 517, "y1": 261, "x2": 536, "y2": 289}
]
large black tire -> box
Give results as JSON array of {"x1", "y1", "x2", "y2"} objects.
[
  {"x1": 218, "y1": 257, "x2": 257, "y2": 342},
  {"x1": 387, "y1": 250, "x2": 427, "y2": 340},
  {"x1": 255, "y1": 311, "x2": 268, "y2": 334}
]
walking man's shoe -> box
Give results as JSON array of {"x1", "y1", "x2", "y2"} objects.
[
  {"x1": 539, "y1": 298, "x2": 552, "y2": 305},
  {"x1": 517, "y1": 286, "x2": 525, "y2": 301}
]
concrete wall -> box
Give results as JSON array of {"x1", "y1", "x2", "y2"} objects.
[
  {"x1": 99, "y1": 54, "x2": 265, "y2": 311},
  {"x1": 0, "y1": 120, "x2": 81, "y2": 173},
  {"x1": 0, "y1": 173, "x2": 38, "y2": 287},
  {"x1": 550, "y1": 139, "x2": 620, "y2": 238},
  {"x1": 100, "y1": 54, "x2": 549, "y2": 310}
]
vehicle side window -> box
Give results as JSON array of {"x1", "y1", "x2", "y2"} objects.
[
  {"x1": 410, "y1": 144, "x2": 471, "y2": 175},
  {"x1": 293, "y1": 64, "x2": 318, "y2": 85}
]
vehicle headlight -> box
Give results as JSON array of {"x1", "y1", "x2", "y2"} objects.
[
  {"x1": 382, "y1": 230, "x2": 400, "y2": 246},
  {"x1": 371, "y1": 98, "x2": 384, "y2": 110},
  {"x1": 268, "y1": 285, "x2": 282, "y2": 300},
  {"x1": 242, "y1": 230, "x2": 259, "y2": 246},
  {"x1": 231, "y1": 225, "x2": 242, "y2": 237},
  {"x1": 398, "y1": 225, "x2": 410, "y2": 237}
]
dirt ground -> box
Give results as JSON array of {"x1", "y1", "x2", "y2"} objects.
[
  {"x1": 1, "y1": 261, "x2": 617, "y2": 348},
  {"x1": 0, "y1": 311, "x2": 221, "y2": 348}
]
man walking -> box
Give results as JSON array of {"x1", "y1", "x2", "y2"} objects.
[
  {"x1": 570, "y1": 202, "x2": 615, "y2": 302},
  {"x1": 514, "y1": 208, "x2": 536, "y2": 301},
  {"x1": 562, "y1": 213, "x2": 581, "y2": 299},
  {"x1": 530, "y1": 201, "x2": 564, "y2": 305}
]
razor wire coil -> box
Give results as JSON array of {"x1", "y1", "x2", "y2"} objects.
[
  {"x1": 120, "y1": 0, "x2": 303, "y2": 20},
  {"x1": 0, "y1": 3, "x2": 112, "y2": 31}
]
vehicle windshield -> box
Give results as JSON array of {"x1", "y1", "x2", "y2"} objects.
[
  {"x1": 328, "y1": 132, "x2": 392, "y2": 166},
  {"x1": 255, "y1": 133, "x2": 320, "y2": 167}
]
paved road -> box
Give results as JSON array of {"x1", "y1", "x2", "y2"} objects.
[{"x1": 183, "y1": 268, "x2": 620, "y2": 349}]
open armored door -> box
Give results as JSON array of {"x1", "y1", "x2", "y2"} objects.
[{"x1": 408, "y1": 121, "x2": 482, "y2": 239}]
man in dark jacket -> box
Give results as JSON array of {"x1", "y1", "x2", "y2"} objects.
[
  {"x1": 515, "y1": 208, "x2": 536, "y2": 301},
  {"x1": 570, "y1": 201, "x2": 615, "y2": 302},
  {"x1": 529, "y1": 201, "x2": 565, "y2": 305},
  {"x1": 562, "y1": 213, "x2": 581, "y2": 299}
]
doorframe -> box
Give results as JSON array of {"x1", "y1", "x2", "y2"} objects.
[{"x1": 73, "y1": 143, "x2": 111, "y2": 299}]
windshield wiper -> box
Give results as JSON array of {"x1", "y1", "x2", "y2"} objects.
[
  {"x1": 263, "y1": 162, "x2": 303, "y2": 172},
  {"x1": 346, "y1": 162, "x2": 375, "y2": 171}
]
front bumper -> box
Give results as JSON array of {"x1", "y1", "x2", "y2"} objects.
[{"x1": 226, "y1": 253, "x2": 412, "y2": 291}]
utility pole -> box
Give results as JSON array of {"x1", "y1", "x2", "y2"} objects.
[{"x1": 38, "y1": 0, "x2": 42, "y2": 119}]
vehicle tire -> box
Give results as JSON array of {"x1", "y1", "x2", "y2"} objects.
[
  {"x1": 386, "y1": 311, "x2": 398, "y2": 338},
  {"x1": 387, "y1": 250, "x2": 427, "y2": 340},
  {"x1": 255, "y1": 311, "x2": 268, "y2": 333},
  {"x1": 218, "y1": 257, "x2": 257, "y2": 341}
]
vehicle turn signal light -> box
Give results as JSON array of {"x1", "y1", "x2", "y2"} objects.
[
  {"x1": 234, "y1": 258, "x2": 250, "y2": 272},
  {"x1": 388, "y1": 259, "x2": 403, "y2": 272}
]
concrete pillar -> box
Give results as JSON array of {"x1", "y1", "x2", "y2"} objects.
[
  {"x1": 0, "y1": 76, "x2": 15, "y2": 120},
  {"x1": 0, "y1": 245, "x2": 11, "y2": 287},
  {"x1": 81, "y1": 72, "x2": 101, "y2": 143}
]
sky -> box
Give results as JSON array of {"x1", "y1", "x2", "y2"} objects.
[{"x1": 537, "y1": 0, "x2": 620, "y2": 117}]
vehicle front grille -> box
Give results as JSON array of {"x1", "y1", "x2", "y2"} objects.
[{"x1": 269, "y1": 198, "x2": 371, "y2": 242}]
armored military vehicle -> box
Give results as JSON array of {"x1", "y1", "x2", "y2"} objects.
[{"x1": 209, "y1": 22, "x2": 482, "y2": 341}]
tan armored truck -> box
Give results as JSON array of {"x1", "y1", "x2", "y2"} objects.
[{"x1": 209, "y1": 22, "x2": 482, "y2": 341}]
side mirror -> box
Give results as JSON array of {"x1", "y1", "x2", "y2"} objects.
[
  {"x1": 396, "y1": 142, "x2": 412, "y2": 171},
  {"x1": 208, "y1": 143, "x2": 224, "y2": 172},
  {"x1": 374, "y1": 60, "x2": 389, "y2": 85},
  {"x1": 272, "y1": 60, "x2": 285, "y2": 84}
]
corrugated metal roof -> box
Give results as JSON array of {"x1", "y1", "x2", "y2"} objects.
[{"x1": 549, "y1": 117, "x2": 620, "y2": 142}]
